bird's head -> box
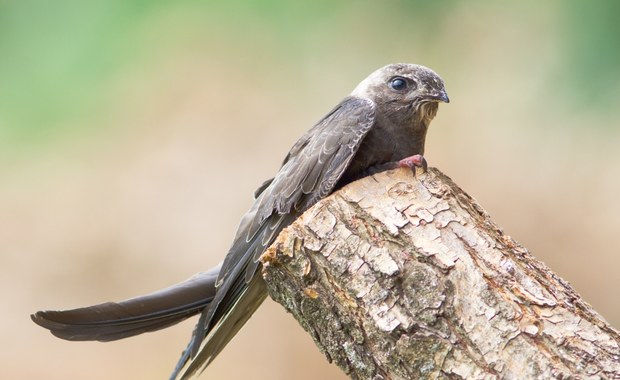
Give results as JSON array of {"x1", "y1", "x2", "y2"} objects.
[{"x1": 351, "y1": 63, "x2": 449, "y2": 126}]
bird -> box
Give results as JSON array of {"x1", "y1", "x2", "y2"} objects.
[{"x1": 32, "y1": 63, "x2": 449, "y2": 379}]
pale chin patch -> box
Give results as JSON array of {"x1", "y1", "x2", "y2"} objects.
[{"x1": 421, "y1": 102, "x2": 439, "y2": 121}]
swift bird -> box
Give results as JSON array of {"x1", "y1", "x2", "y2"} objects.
[{"x1": 32, "y1": 63, "x2": 449, "y2": 379}]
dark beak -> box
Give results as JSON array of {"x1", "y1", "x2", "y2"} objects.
[{"x1": 428, "y1": 90, "x2": 450, "y2": 103}]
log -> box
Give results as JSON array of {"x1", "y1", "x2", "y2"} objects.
[{"x1": 259, "y1": 168, "x2": 620, "y2": 380}]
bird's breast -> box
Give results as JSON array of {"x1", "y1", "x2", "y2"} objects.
[{"x1": 338, "y1": 120, "x2": 427, "y2": 188}]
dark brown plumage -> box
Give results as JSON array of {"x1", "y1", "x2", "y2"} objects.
[
  {"x1": 32, "y1": 265, "x2": 220, "y2": 342},
  {"x1": 32, "y1": 63, "x2": 448, "y2": 379}
]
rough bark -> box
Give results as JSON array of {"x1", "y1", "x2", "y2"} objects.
[{"x1": 259, "y1": 168, "x2": 620, "y2": 380}]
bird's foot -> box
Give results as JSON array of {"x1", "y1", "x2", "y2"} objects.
[
  {"x1": 397, "y1": 154, "x2": 428, "y2": 175},
  {"x1": 365, "y1": 154, "x2": 428, "y2": 177}
]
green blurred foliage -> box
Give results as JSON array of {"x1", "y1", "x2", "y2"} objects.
[
  {"x1": 0, "y1": 0, "x2": 456, "y2": 143},
  {"x1": 0, "y1": 0, "x2": 618, "y2": 140},
  {"x1": 0, "y1": 1, "x2": 161, "y2": 140},
  {"x1": 560, "y1": 0, "x2": 620, "y2": 111}
]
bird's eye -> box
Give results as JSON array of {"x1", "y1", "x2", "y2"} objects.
[{"x1": 389, "y1": 77, "x2": 408, "y2": 91}]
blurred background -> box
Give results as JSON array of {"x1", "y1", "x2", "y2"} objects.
[{"x1": 2, "y1": 1, "x2": 619, "y2": 379}]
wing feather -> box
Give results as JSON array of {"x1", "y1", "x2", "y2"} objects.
[{"x1": 176, "y1": 96, "x2": 376, "y2": 379}]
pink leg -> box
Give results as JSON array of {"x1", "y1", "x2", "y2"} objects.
[
  {"x1": 397, "y1": 154, "x2": 428, "y2": 174},
  {"x1": 365, "y1": 154, "x2": 429, "y2": 177}
]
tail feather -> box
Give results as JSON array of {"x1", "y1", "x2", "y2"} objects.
[{"x1": 31, "y1": 264, "x2": 220, "y2": 342}]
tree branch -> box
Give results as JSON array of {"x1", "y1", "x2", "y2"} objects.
[{"x1": 259, "y1": 168, "x2": 620, "y2": 379}]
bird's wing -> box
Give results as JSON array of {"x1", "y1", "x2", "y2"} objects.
[
  {"x1": 175, "y1": 96, "x2": 376, "y2": 379},
  {"x1": 253, "y1": 177, "x2": 273, "y2": 199},
  {"x1": 257, "y1": 96, "x2": 376, "y2": 219},
  {"x1": 253, "y1": 94, "x2": 378, "y2": 199},
  {"x1": 221, "y1": 96, "x2": 376, "y2": 290}
]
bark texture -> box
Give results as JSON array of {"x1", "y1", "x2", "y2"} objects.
[{"x1": 260, "y1": 168, "x2": 620, "y2": 380}]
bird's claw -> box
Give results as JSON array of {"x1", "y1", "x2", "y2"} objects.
[{"x1": 397, "y1": 154, "x2": 428, "y2": 175}]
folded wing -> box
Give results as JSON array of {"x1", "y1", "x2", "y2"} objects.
[{"x1": 177, "y1": 96, "x2": 377, "y2": 379}]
